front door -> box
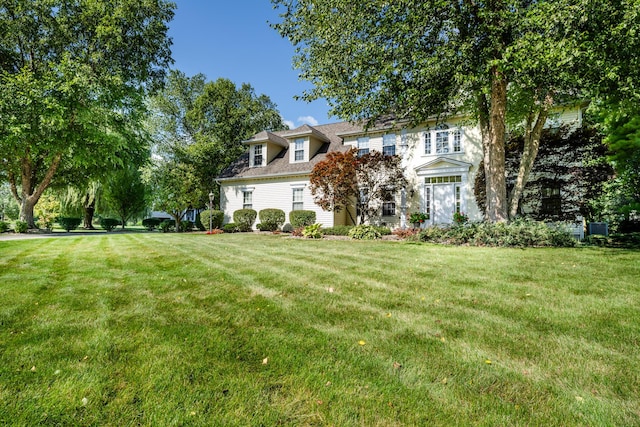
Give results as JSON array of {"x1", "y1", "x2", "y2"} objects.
[{"x1": 432, "y1": 184, "x2": 455, "y2": 224}]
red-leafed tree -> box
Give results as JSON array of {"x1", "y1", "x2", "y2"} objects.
[
  {"x1": 310, "y1": 148, "x2": 407, "y2": 224},
  {"x1": 309, "y1": 148, "x2": 358, "y2": 224}
]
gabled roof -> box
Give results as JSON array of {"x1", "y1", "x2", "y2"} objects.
[
  {"x1": 414, "y1": 157, "x2": 473, "y2": 176},
  {"x1": 243, "y1": 130, "x2": 289, "y2": 148},
  {"x1": 281, "y1": 124, "x2": 330, "y2": 142},
  {"x1": 218, "y1": 121, "x2": 363, "y2": 181}
]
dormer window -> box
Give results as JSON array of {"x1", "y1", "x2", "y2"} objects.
[
  {"x1": 253, "y1": 144, "x2": 263, "y2": 167},
  {"x1": 294, "y1": 138, "x2": 305, "y2": 161}
]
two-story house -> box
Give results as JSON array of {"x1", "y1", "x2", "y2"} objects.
[{"x1": 217, "y1": 108, "x2": 584, "y2": 229}]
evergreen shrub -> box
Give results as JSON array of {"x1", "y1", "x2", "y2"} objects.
[
  {"x1": 142, "y1": 218, "x2": 161, "y2": 231},
  {"x1": 58, "y1": 217, "x2": 82, "y2": 232},
  {"x1": 14, "y1": 221, "x2": 28, "y2": 233},
  {"x1": 223, "y1": 223, "x2": 240, "y2": 233},
  {"x1": 100, "y1": 218, "x2": 120, "y2": 231},
  {"x1": 159, "y1": 220, "x2": 174, "y2": 233},
  {"x1": 233, "y1": 209, "x2": 257, "y2": 231},
  {"x1": 289, "y1": 210, "x2": 316, "y2": 228},
  {"x1": 0, "y1": 221, "x2": 8, "y2": 233},
  {"x1": 199, "y1": 210, "x2": 224, "y2": 230},
  {"x1": 259, "y1": 209, "x2": 285, "y2": 231}
]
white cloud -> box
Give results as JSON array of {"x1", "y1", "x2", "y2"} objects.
[
  {"x1": 283, "y1": 119, "x2": 295, "y2": 129},
  {"x1": 297, "y1": 116, "x2": 319, "y2": 126}
]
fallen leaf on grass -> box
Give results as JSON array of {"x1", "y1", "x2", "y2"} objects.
[
  {"x1": 393, "y1": 362, "x2": 402, "y2": 370},
  {"x1": 358, "y1": 340, "x2": 366, "y2": 346},
  {"x1": 485, "y1": 359, "x2": 492, "y2": 364},
  {"x1": 262, "y1": 357, "x2": 268, "y2": 365}
]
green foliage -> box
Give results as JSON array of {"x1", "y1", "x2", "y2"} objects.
[
  {"x1": 159, "y1": 220, "x2": 174, "y2": 233},
  {"x1": 14, "y1": 220, "x2": 28, "y2": 233},
  {"x1": 321, "y1": 225, "x2": 353, "y2": 236},
  {"x1": 0, "y1": 221, "x2": 8, "y2": 233},
  {"x1": 418, "y1": 218, "x2": 577, "y2": 247},
  {"x1": 179, "y1": 221, "x2": 194, "y2": 233},
  {"x1": 289, "y1": 210, "x2": 316, "y2": 228},
  {"x1": 223, "y1": 223, "x2": 240, "y2": 233},
  {"x1": 0, "y1": 0, "x2": 174, "y2": 227},
  {"x1": 258, "y1": 209, "x2": 285, "y2": 231},
  {"x1": 348, "y1": 224, "x2": 382, "y2": 240},
  {"x1": 102, "y1": 166, "x2": 149, "y2": 229},
  {"x1": 147, "y1": 70, "x2": 287, "y2": 208},
  {"x1": 57, "y1": 217, "x2": 82, "y2": 232},
  {"x1": 233, "y1": 209, "x2": 257, "y2": 232},
  {"x1": 272, "y1": 0, "x2": 640, "y2": 222},
  {"x1": 100, "y1": 218, "x2": 120, "y2": 232},
  {"x1": 142, "y1": 218, "x2": 161, "y2": 231},
  {"x1": 409, "y1": 212, "x2": 428, "y2": 225},
  {"x1": 150, "y1": 160, "x2": 201, "y2": 231},
  {"x1": 302, "y1": 223, "x2": 323, "y2": 239},
  {"x1": 199, "y1": 210, "x2": 224, "y2": 230}
]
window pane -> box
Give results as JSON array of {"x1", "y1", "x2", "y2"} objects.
[
  {"x1": 436, "y1": 131, "x2": 449, "y2": 154},
  {"x1": 453, "y1": 130, "x2": 462, "y2": 152},
  {"x1": 424, "y1": 132, "x2": 431, "y2": 154}
]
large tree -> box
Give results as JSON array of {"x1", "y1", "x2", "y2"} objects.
[
  {"x1": 0, "y1": 0, "x2": 174, "y2": 228},
  {"x1": 147, "y1": 71, "x2": 287, "y2": 208},
  {"x1": 272, "y1": 0, "x2": 640, "y2": 222}
]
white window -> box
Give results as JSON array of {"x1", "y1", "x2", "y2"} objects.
[
  {"x1": 357, "y1": 136, "x2": 370, "y2": 157},
  {"x1": 424, "y1": 187, "x2": 431, "y2": 219},
  {"x1": 243, "y1": 191, "x2": 253, "y2": 209},
  {"x1": 436, "y1": 124, "x2": 450, "y2": 154},
  {"x1": 253, "y1": 145, "x2": 263, "y2": 167},
  {"x1": 453, "y1": 130, "x2": 462, "y2": 153},
  {"x1": 294, "y1": 138, "x2": 305, "y2": 162},
  {"x1": 292, "y1": 188, "x2": 304, "y2": 211},
  {"x1": 382, "y1": 133, "x2": 396, "y2": 156},
  {"x1": 424, "y1": 132, "x2": 432, "y2": 155}
]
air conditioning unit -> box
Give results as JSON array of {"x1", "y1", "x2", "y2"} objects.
[{"x1": 588, "y1": 222, "x2": 608, "y2": 236}]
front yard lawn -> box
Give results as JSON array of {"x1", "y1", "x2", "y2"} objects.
[{"x1": 1, "y1": 233, "x2": 639, "y2": 425}]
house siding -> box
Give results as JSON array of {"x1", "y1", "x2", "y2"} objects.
[{"x1": 220, "y1": 176, "x2": 339, "y2": 229}]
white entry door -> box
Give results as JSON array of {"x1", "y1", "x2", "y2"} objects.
[{"x1": 432, "y1": 184, "x2": 455, "y2": 224}]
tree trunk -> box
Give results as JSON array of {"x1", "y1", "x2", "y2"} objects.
[
  {"x1": 484, "y1": 68, "x2": 508, "y2": 222},
  {"x1": 508, "y1": 93, "x2": 553, "y2": 219},
  {"x1": 83, "y1": 202, "x2": 96, "y2": 229},
  {"x1": 16, "y1": 153, "x2": 63, "y2": 229}
]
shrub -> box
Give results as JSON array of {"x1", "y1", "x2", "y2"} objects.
[
  {"x1": 291, "y1": 226, "x2": 304, "y2": 237},
  {"x1": 233, "y1": 209, "x2": 257, "y2": 232},
  {"x1": 322, "y1": 225, "x2": 353, "y2": 236},
  {"x1": 159, "y1": 220, "x2": 174, "y2": 233},
  {"x1": 302, "y1": 223, "x2": 323, "y2": 239},
  {"x1": 348, "y1": 224, "x2": 382, "y2": 240},
  {"x1": 199, "y1": 210, "x2": 224, "y2": 230},
  {"x1": 14, "y1": 220, "x2": 28, "y2": 233},
  {"x1": 179, "y1": 221, "x2": 194, "y2": 232},
  {"x1": 0, "y1": 221, "x2": 8, "y2": 233},
  {"x1": 259, "y1": 209, "x2": 285, "y2": 231},
  {"x1": 282, "y1": 223, "x2": 294, "y2": 233},
  {"x1": 223, "y1": 223, "x2": 240, "y2": 233},
  {"x1": 142, "y1": 217, "x2": 161, "y2": 231},
  {"x1": 57, "y1": 217, "x2": 82, "y2": 232},
  {"x1": 418, "y1": 218, "x2": 577, "y2": 247},
  {"x1": 100, "y1": 218, "x2": 120, "y2": 232},
  {"x1": 289, "y1": 210, "x2": 316, "y2": 228}
]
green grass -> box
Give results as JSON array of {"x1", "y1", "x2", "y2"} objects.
[{"x1": 1, "y1": 233, "x2": 639, "y2": 426}]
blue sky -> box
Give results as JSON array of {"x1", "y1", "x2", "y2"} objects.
[{"x1": 168, "y1": 1, "x2": 333, "y2": 129}]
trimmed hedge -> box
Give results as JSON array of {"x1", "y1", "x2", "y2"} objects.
[
  {"x1": 142, "y1": 217, "x2": 161, "y2": 231},
  {"x1": 58, "y1": 217, "x2": 82, "y2": 232},
  {"x1": 223, "y1": 223, "x2": 240, "y2": 233},
  {"x1": 159, "y1": 220, "x2": 174, "y2": 233},
  {"x1": 289, "y1": 210, "x2": 316, "y2": 228},
  {"x1": 259, "y1": 209, "x2": 285, "y2": 231},
  {"x1": 233, "y1": 209, "x2": 257, "y2": 232},
  {"x1": 199, "y1": 209, "x2": 224, "y2": 230},
  {"x1": 100, "y1": 218, "x2": 120, "y2": 232}
]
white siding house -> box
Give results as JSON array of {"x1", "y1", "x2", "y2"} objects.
[{"x1": 217, "y1": 105, "x2": 584, "y2": 230}]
